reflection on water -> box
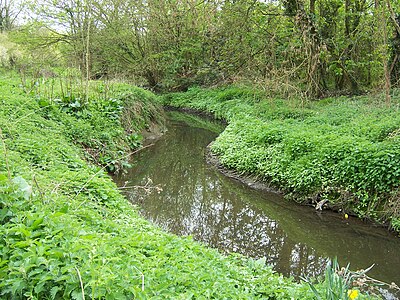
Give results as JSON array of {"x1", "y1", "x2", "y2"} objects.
[{"x1": 114, "y1": 113, "x2": 400, "y2": 294}]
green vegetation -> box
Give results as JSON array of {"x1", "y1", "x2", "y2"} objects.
[
  {"x1": 2, "y1": 73, "x2": 367, "y2": 299},
  {"x1": 163, "y1": 87, "x2": 400, "y2": 232},
  {"x1": 1, "y1": 0, "x2": 398, "y2": 296},
  {"x1": 2, "y1": 70, "x2": 164, "y2": 173},
  {"x1": 2, "y1": 0, "x2": 400, "y2": 98},
  {"x1": 304, "y1": 258, "x2": 374, "y2": 300}
]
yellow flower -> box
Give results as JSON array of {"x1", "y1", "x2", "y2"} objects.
[{"x1": 348, "y1": 289, "x2": 359, "y2": 300}]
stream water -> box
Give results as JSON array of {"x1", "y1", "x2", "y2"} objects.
[{"x1": 113, "y1": 112, "x2": 400, "y2": 298}]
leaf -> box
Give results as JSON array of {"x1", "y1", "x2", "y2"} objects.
[
  {"x1": 31, "y1": 217, "x2": 44, "y2": 230},
  {"x1": 71, "y1": 289, "x2": 84, "y2": 300},
  {"x1": 0, "y1": 208, "x2": 13, "y2": 222},
  {"x1": 38, "y1": 99, "x2": 50, "y2": 108},
  {"x1": 14, "y1": 240, "x2": 32, "y2": 248},
  {"x1": 12, "y1": 176, "x2": 32, "y2": 200},
  {"x1": 0, "y1": 258, "x2": 9, "y2": 269},
  {"x1": 70, "y1": 101, "x2": 81, "y2": 108},
  {"x1": 50, "y1": 286, "x2": 61, "y2": 300},
  {"x1": 106, "y1": 292, "x2": 128, "y2": 300},
  {"x1": 0, "y1": 173, "x2": 8, "y2": 184},
  {"x1": 255, "y1": 257, "x2": 267, "y2": 268},
  {"x1": 34, "y1": 281, "x2": 46, "y2": 294}
]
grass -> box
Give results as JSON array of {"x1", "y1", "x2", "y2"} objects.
[{"x1": 162, "y1": 86, "x2": 400, "y2": 232}]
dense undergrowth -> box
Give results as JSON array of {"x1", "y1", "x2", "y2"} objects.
[
  {"x1": 163, "y1": 87, "x2": 400, "y2": 232},
  {"x1": 0, "y1": 72, "x2": 360, "y2": 299},
  {"x1": 19, "y1": 70, "x2": 165, "y2": 173}
]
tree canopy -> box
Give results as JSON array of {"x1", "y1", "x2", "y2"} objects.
[{"x1": 3, "y1": 0, "x2": 400, "y2": 98}]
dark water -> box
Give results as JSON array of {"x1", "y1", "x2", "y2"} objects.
[{"x1": 114, "y1": 112, "x2": 400, "y2": 297}]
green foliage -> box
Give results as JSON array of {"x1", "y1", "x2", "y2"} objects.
[
  {"x1": 20, "y1": 73, "x2": 165, "y2": 173},
  {"x1": 6, "y1": 0, "x2": 399, "y2": 97},
  {"x1": 0, "y1": 72, "x2": 352, "y2": 298},
  {"x1": 303, "y1": 258, "x2": 374, "y2": 300},
  {"x1": 164, "y1": 87, "x2": 400, "y2": 231}
]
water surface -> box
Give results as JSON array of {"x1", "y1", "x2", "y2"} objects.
[{"x1": 114, "y1": 112, "x2": 400, "y2": 296}]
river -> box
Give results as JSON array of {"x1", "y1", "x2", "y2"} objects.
[{"x1": 113, "y1": 112, "x2": 400, "y2": 298}]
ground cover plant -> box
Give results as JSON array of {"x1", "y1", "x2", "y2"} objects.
[
  {"x1": 163, "y1": 87, "x2": 400, "y2": 233},
  {"x1": 17, "y1": 69, "x2": 165, "y2": 173},
  {"x1": 0, "y1": 72, "x2": 373, "y2": 299}
]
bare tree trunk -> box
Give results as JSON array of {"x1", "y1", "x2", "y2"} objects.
[{"x1": 0, "y1": 0, "x2": 17, "y2": 32}]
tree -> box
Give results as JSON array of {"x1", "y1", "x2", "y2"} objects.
[
  {"x1": 0, "y1": 0, "x2": 22, "y2": 32},
  {"x1": 17, "y1": 0, "x2": 400, "y2": 98},
  {"x1": 282, "y1": 0, "x2": 324, "y2": 97},
  {"x1": 375, "y1": 0, "x2": 391, "y2": 105}
]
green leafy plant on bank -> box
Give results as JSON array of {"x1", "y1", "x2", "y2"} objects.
[
  {"x1": 16, "y1": 70, "x2": 165, "y2": 173},
  {"x1": 163, "y1": 86, "x2": 400, "y2": 232},
  {"x1": 0, "y1": 72, "x2": 379, "y2": 298},
  {"x1": 0, "y1": 73, "x2": 297, "y2": 299}
]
